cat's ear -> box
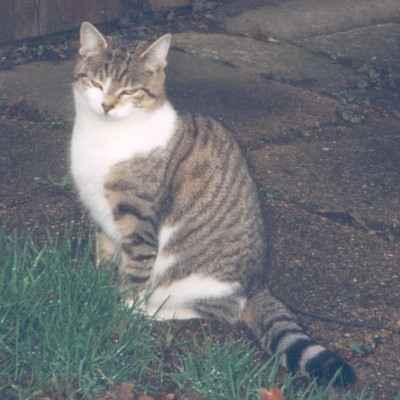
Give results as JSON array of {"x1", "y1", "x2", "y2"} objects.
[
  {"x1": 79, "y1": 22, "x2": 108, "y2": 56},
  {"x1": 140, "y1": 34, "x2": 172, "y2": 72}
]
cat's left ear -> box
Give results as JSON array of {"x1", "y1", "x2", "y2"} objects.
[
  {"x1": 79, "y1": 22, "x2": 108, "y2": 56},
  {"x1": 140, "y1": 34, "x2": 172, "y2": 72}
]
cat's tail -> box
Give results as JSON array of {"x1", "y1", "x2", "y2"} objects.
[{"x1": 240, "y1": 287, "x2": 356, "y2": 386}]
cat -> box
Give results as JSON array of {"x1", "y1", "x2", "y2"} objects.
[{"x1": 70, "y1": 21, "x2": 355, "y2": 386}]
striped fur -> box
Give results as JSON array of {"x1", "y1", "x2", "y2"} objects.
[{"x1": 71, "y1": 22, "x2": 356, "y2": 387}]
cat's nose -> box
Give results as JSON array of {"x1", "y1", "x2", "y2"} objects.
[{"x1": 101, "y1": 102, "x2": 114, "y2": 114}]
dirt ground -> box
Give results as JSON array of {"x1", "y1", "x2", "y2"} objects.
[{"x1": 1, "y1": 2, "x2": 400, "y2": 399}]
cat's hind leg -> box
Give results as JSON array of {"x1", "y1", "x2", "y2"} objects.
[
  {"x1": 192, "y1": 295, "x2": 246, "y2": 324},
  {"x1": 142, "y1": 274, "x2": 243, "y2": 321}
]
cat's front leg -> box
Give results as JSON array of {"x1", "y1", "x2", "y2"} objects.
[
  {"x1": 95, "y1": 230, "x2": 119, "y2": 268},
  {"x1": 95, "y1": 230, "x2": 122, "y2": 287},
  {"x1": 111, "y1": 202, "x2": 158, "y2": 296},
  {"x1": 104, "y1": 176, "x2": 159, "y2": 295},
  {"x1": 120, "y1": 229, "x2": 157, "y2": 275}
]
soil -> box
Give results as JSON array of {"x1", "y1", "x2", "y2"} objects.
[{"x1": 1, "y1": 2, "x2": 400, "y2": 399}]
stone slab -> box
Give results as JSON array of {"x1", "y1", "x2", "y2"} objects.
[
  {"x1": 249, "y1": 118, "x2": 400, "y2": 229},
  {"x1": 173, "y1": 32, "x2": 360, "y2": 94},
  {"x1": 268, "y1": 198, "x2": 400, "y2": 400},
  {"x1": 168, "y1": 49, "x2": 339, "y2": 148},
  {"x1": 299, "y1": 23, "x2": 400, "y2": 113},
  {"x1": 300, "y1": 23, "x2": 400, "y2": 69},
  {"x1": 0, "y1": 60, "x2": 75, "y2": 121},
  {"x1": 222, "y1": 0, "x2": 400, "y2": 40},
  {"x1": 267, "y1": 200, "x2": 400, "y2": 315},
  {"x1": 149, "y1": 0, "x2": 192, "y2": 11}
]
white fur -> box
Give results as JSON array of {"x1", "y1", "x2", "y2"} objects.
[
  {"x1": 277, "y1": 333, "x2": 310, "y2": 354},
  {"x1": 299, "y1": 345, "x2": 325, "y2": 372},
  {"x1": 150, "y1": 224, "x2": 179, "y2": 280},
  {"x1": 158, "y1": 224, "x2": 178, "y2": 249},
  {"x1": 277, "y1": 332, "x2": 310, "y2": 368},
  {"x1": 71, "y1": 88, "x2": 177, "y2": 241},
  {"x1": 85, "y1": 86, "x2": 104, "y2": 115},
  {"x1": 144, "y1": 274, "x2": 242, "y2": 320},
  {"x1": 85, "y1": 77, "x2": 112, "y2": 116},
  {"x1": 152, "y1": 254, "x2": 177, "y2": 281}
]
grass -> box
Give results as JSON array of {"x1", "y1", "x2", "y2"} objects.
[
  {"x1": 0, "y1": 230, "x2": 157, "y2": 399},
  {"x1": 172, "y1": 341, "x2": 281, "y2": 400},
  {"x1": 0, "y1": 229, "x2": 373, "y2": 400},
  {"x1": 172, "y1": 342, "x2": 372, "y2": 400}
]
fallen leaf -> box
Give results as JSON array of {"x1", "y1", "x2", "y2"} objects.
[
  {"x1": 118, "y1": 384, "x2": 135, "y2": 400},
  {"x1": 138, "y1": 395, "x2": 156, "y2": 400},
  {"x1": 258, "y1": 387, "x2": 285, "y2": 400},
  {"x1": 96, "y1": 383, "x2": 135, "y2": 400}
]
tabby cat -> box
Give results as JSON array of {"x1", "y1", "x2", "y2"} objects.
[{"x1": 70, "y1": 22, "x2": 355, "y2": 386}]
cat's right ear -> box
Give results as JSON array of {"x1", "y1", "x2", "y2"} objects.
[
  {"x1": 79, "y1": 22, "x2": 108, "y2": 57},
  {"x1": 140, "y1": 34, "x2": 172, "y2": 72}
]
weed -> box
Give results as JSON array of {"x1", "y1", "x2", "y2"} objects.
[
  {"x1": 350, "y1": 342, "x2": 374, "y2": 357},
  {"x1": 46, "y1": 174, "x2": 74, "y2": 192}
]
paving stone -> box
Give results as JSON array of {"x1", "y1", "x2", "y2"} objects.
[
  {"x1": 250, "y1": 118, "x2": 400, "y2": 230},
  {"x1": 173, "y1": 31, "x2": 360, "y2": 93},
  {"x1": 267, "y1": 200, "x2": 400, "y2": 315},
  {"x1": 168, "y1": 49, "x2": 339, "y2": 148},
  {"x1": 298, "y1": 23, "x2": 400, "y2": 113},
  {"x1": 148, "y1": 0, "x2": 192, "y2": 11},
  {"x1": 300, "y1": 23, "x2": 400, "y2": 69},
  {"x1": 0, "y1": 60, "x2": 75, "y2": 121},
  {"x1": 222, "y1": 0, "x2": 400, "y2": 40}
]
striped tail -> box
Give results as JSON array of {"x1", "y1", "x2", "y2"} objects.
[{"x1": 240, "y1": 288, "x2": 356, "y2": 386}]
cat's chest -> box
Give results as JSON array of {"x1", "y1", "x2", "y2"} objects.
[{"x1": 71, "y1": 107, "x2": 176, "y2": 240}]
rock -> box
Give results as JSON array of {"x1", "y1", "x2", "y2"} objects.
[{"x1": 337, "y1": 104, "x2": 366, "y2": 124}]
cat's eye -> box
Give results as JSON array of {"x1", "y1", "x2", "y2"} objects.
[
  {"x1": 119, "y1": 89, "x2": 141, "y2": 97},
  {"x1": 90, "y1": 80, "x2": 104, "y2": 90}
]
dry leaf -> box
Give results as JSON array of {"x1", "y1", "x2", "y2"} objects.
[
  {"x1": 138, "y1": 395, "x2": 156, "y2": 400},
  {"x1": 97, "y1": 383, "x2": 135, "y2": 400},
  {"x1": 118, "y1": 384, "x2": 135, "y2": 400},
  {"x1": 258, "y1": 387, "x2": 285, "y2": 400}
]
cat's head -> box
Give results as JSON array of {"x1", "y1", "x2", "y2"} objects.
[{"x1": 73, "y1": 22, "x2": 171, "y2": 119}]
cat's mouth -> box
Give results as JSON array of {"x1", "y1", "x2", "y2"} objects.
[{"x1": 97, "y1": 104, "x2": 133, "y2": 120}]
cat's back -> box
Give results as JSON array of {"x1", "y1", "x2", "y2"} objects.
[
  {"x1": 173, "y1": 112, "x2": 259, "y2": 207},
  {"x1": 158, "y1": 112, "x2": 266, "y2": 287}
]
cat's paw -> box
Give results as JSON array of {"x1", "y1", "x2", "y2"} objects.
[{"x1": 305, "y1": 349, "x2": 356, "y2": 386}]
